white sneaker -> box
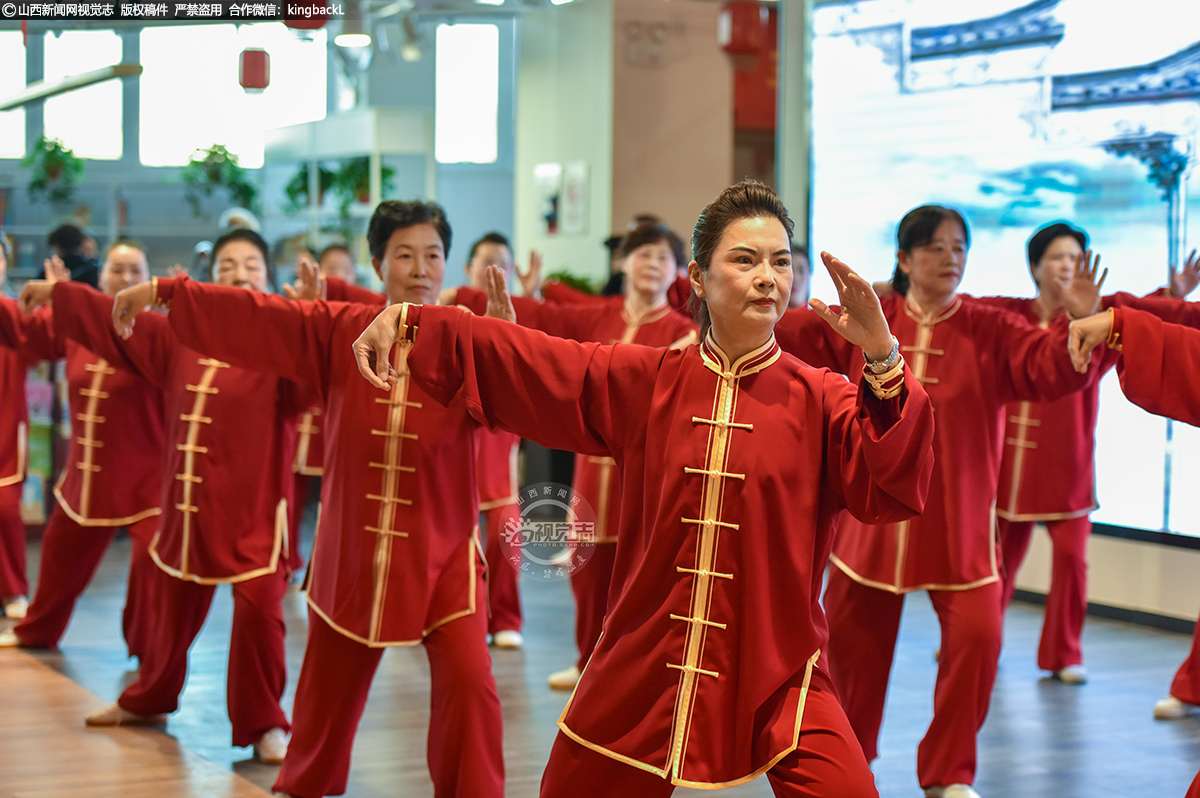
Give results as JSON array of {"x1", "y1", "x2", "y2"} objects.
[
  {"x1": 925, "y1": 785, "x2": 981, "y2": 798},
  {"x1": 547, "y1": 664, "x2": 581, "y2": 690},
  {"x1": 3, "y1": 595, "x2": 28, "y2": 620},
  {"x1": 254, "y1": 727, "x2": 290, "y2": 764},
  {"x1": 1054, "y1": 665, "x2": 1088, "y2": 685},
  {"x1": 1154, "y1": 695, "x2": 1196, "y2": 720},
  {"x1": 85, "y1": 701, "x2": 167, "y2": 727},
  {"x1": 491, "y1": 630, "x2": 524, "y2": 649},
  {"x1": 0, "y1": 630, "x2": 19, "y2": 647}
]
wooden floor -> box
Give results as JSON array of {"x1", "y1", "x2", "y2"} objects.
[{"x1": 2, "y1": 532, "x2": 1200, "y2": 798}]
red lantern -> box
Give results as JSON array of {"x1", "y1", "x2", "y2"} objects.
[
  {"x1": 718, "y1": 1, "x2": 768, "y2": 57},
  {"x1": 285, "y1": 1, "x2": 329, "y2": 30},
  {"x1": 239, "y1": 49, "x2": 270, "y2": 93}
]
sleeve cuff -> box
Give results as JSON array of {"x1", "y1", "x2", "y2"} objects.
[
  {"x1": 1108, "y1": 307, "x2": 1124, "y2": 350},
  {"x1": 155, "y1": 276, "x2": 182, "y2": 308},
  {"x1": 397, "y1": 303, "x2": 422, "y2": 343}
]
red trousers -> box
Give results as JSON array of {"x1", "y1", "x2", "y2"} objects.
[
  {"x1": 274, "y1": 597, "x2": 504, "y2": 798},
  {"x1": 1168, "y1": 614, "x2": 1200, "y2": 706},
  {"x1": 0, "y1": 482, "x2": 27, "y2": 599},
  {"x1": 15, "y1": 511, "x2": 158, "y2": 656},
  {"x1": 539, "y1": 667, "x2": 877, "y2": 798},
  {"x1": 569, "y1": 542, "x2": 616, "y2": 670},
  {"x1": 999, "y1": 515, "x2": 1091, "y2": 671},
  {"x1": 118, "y1": 563, "x2": 290, "y2": 747},
  {"x1": 482, "y1": 502, "x2": 522, "y2": 634},
  {"x1": 823, "y1": 568, "x2": 1003, "y2": 789}
]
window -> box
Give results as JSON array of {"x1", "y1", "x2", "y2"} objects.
[
  {"x1": 43, "y1": 30, "x2": 123, "y2": 160},
  {"x1": 0, "y1": 32, "x2": 26, "y2": 159},
  {"x1": 435, "y1": 23, "x2": 499, "y2": 164},
  {"x1": 139, "y1": 24, "x2": 327, "y2": 168}
]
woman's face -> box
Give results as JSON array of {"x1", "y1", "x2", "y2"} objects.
[
  {"x1": 691, "y1": 216, "x2": 792, "y2": 340},
  {"x1": 897, "y1": 218, "x2": 967, "y2": 298},
  {"x1": 212, "y1": 240, "x2": 269, "y2": 292},
  {"x1": 622, "y1": 240, "x2": 675, "y2": 303},
  {"x1": 1031, "y1": 235, "x2": 1082, "y2": 300},
  {"x1": 465, "y1": 242, "x2": 512, "y2": 291},
  {"x1": 373, "y1": 222, "x2": 445, "y2": 305},
  {"x1": 100, "y1": 245, "x2": 150, "y2": 297}
]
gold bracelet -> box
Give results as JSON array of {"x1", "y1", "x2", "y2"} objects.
[
  {"x1": 150, "y1": 275, "x2": 158, "y2": 307},
  {"x1": 1104, "y1": 307, "x2": 1122, "y2": 350}
]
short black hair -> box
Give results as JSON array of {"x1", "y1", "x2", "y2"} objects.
[
  {"x1": 618, "y1": 222, "x2": 685, "y2": 267},
  {"x1": 367, "y1": 200, "x2": 452, "y2": 261},
  {"x1": 318, "y1": 244, "x2": 354, "y2": 264},
  {"x1": 48, "y1": 224, "x2": 86, "y2": 255},
  {"x1": 891, "y1": 205, "x2": 969, "y2": 295},
  {"x1": 1026, "y1": 222, "x2": 1088, "y2": 277},
  {"x1": 468, "y1": 232, "x2": 511, "y2": 262}
]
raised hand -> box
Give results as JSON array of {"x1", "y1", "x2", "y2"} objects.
[
  {"x1": 18, "y1": 280, "x2": 54, "y2": 314},
  {"x1": 43, "y1": 256, "x2": 69, "y2": 284},
  {"x1": 1169, "y1": 249, "x2": 1200, "y2": 298},
  {"x1": 111, "y1": 282, "x2": 157, "y2": 339},
  {"x1": 166, "y1": 263, "x2": 189, "y2": 279},
  {"x1": 283, "y1": 253, "x2": 326, "y2": 301},
  {"x1": 353, "y1": 305, "x2": 405, "y2": 391},
  {"x1": 1068, "y1": 311, "x2": 1113, "y2": 373},
  {"x1": 808, "y1": 252, "x2": 895, "y2": 361},
  {"x1": 1061, "y1": 250, "x2": 1107, "y2": 319},
  {"x1": 485, "y1": 264, "x2": 516, "y2": 322},
  {"x1": 517, "y1": 250, "x2": 543, "y2": 299}
]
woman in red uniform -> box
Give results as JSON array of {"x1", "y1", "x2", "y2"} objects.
[
  {"x1": 1070, "y1": 306, "x2": 1200, "y2": 796},
  {"x1": 19, "y1": 229, "x2": 303, "y2": 764},
  {"x1": 774, "y1": 205, "x2": 1099, "y2": 798},
  {"x1": 0, "y1": 233, "x2": 29, "y2": 620},
  {"x1": 353, "y1": 181, "x2": 936, "y2": 797},
  {"x1": 979, "y1": 223, "x2": 1199, "y2": 684},
  {"x1": 1070, "y1": 301, "x2": 1200, "y2": 726},
  {"x1": 109, "y1": 201, "x2": 505, "y2": 798},
  {"x1": 0, "y1": 239, "x2": 164, "y2": 656},
  {"x1": 482, "y1": 222, "x2": 697, "y2": 689}
]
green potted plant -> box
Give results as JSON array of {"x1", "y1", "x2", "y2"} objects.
[
  {"x1": 22, "y1": 136, "x2": 85, "y2": 205},
  {"x1": 284, "y1": 163, "x2": 336, "y2": 214},
  {"x1": 181, "y1": 144, "x2": 258, "y2": 218},
  {"x1": 331, "y1": 157, "x2": 395, "y2": 216}
]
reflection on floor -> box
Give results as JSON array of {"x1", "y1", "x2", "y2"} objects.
[{"x1": 2, "y1": 534, "x2": 1198, "y2": 797}]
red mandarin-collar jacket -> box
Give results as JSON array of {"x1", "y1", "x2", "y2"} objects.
[
  {"x1": 325, "y1": 279, "x2": 520, "y2": 511},
  {"x1": 155, "y1": 276, "x2": 483, "y2": 646},
  {"x1": 0, "y1": 338, "x2": 28, "y2": 491},
  {"x1": 399, "y1": 303, "x2": 934, "y2": 787},
  {"x1": 52, "y1": 281, "x2": 307, "y2": 583},
  {"x1": 0, "y1": 299, "x2": 164, "y2": 526},
  {"x1": 978, "y1": 291, "x2": 1192, "y2": 521},
  {"x1": 775, "y1": 292, "x2": 1094, "y2": 592}
]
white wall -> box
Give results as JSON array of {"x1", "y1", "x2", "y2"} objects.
[
  {"x1": 1017, "y1": 531, "x2": 1200, "y2": 622},
  {"x1": 611, "y1": 0, "x2": 734, "y2": 248},
  {"x1": 514, "y1": 0, "x2": 614, "y2": 285}
]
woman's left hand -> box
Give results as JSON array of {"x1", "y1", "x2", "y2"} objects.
[
  {"x1": 809, "y1": 252, "x2": 895, "y2": 361},
  {"x1": 353, "y1": 305, "x2": 405, "y2": 391}
]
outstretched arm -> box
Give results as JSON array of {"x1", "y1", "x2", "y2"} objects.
[
  {"x1": 0, "y1": 299, "x2": 62, "y2": 362},
  {"x1": 116, "y1": 276, "x2": 348, "y2": 390},
  {"x1": 1074, "y1": 307, "x2": 1200, "y2": 427},
  {"x1": 49, "y1": 281, "x2": 174, "y2": 386},
  {"x1": 354, "y1": 301, "x2": 656, "y2": 456}
]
